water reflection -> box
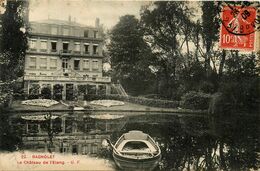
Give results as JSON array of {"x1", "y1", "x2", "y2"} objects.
[{"x1": 5, "y1": 113, "x2": 260, "y2": 170}]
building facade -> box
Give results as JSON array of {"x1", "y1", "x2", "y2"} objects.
[{"x1": 24, "y1": 18, "x2": 111, "y2": 100}]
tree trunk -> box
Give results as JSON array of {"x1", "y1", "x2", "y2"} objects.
[
  {"x1": 218, "y1": 50, "x2": 226, "y2": 78},
  {"x1": 205, "y1": 50, "x2": 211, "y2": 79}
]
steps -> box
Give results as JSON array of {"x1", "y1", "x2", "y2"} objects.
[{"x1": 112, "y1": 83, "x2": 128, "y2": 96}]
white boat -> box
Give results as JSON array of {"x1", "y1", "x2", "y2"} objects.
[{"x1": 108, "y1": 130, "x2": 161, "y2": 171}]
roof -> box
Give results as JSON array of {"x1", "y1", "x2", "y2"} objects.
[{"x1": 30, "y1": 19, "x2": 95, "y2": 28}]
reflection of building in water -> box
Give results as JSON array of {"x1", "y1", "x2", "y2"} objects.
[{"x1": 9, "y1": 113, "x2": 126, "y2": 155}]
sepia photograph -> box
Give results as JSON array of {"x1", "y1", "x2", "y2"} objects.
[{"x1": 0, "y1": 0, "x2": 259, "y2": 170}]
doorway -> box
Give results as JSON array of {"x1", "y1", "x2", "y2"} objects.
[
  {"x1": 72, "y1": 145, "x2": 78, "y2": 155},
  {"x1": 66, "y1": 84, "x2": 74, "y2": 101}
]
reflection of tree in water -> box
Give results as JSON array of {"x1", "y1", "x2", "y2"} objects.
[
  {"x1": 213, "y1": 116, "x2": 259, "y2": 171},
  {"x1": 1, "y1": 113, "x2": 259, "y2": 170},
  {"x1": 121, "y1": 115, "x2": 259, "y2": 171},
  {"x1": 0, "y1": 113, "x2": 22, "y2": 151}
]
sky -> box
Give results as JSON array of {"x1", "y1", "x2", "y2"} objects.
[{"x1": 29, "y1": 0, "x2": 151, "y2": 30}]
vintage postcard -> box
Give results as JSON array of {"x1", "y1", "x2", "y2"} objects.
[{"x1": 0, "y1": 0, "x2": 259, "y2": 171}]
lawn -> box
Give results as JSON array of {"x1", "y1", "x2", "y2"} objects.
[{"x1": 10, "y1": 99, "x2": 205, "y2": 114}]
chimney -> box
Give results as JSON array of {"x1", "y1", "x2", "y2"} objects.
[
  {"x1": 68, "y1": 15, "x2": 71, "y2": 22},
  {"x1": 95, "y1": 18, "x2": 100, "y2": 28}
]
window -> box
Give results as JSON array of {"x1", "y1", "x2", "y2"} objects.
[
  {"x1": 74, "y1": 29, "x2": 80, "y2": 37},
  {"x1": 84, "y1": 44, "x2": 89, "y2": 54},
  {"x1": 65, "y1": 118, "x2": 73, "y2": 133},
  {"x1": 62, "y1": 58, "x2": 68, "y2": 69},
  {"x1": 93, "y1": 45, "x2": 98, "y2": 55},
  {"x1": 92, "y1": 60, "x2": 99, "y2": 70},
  {"x1": 29, "y1": 39, "x2": 37, "y2": 50},
  {"x1": 40, "y1": 40, "x2": 47, "y2": 52},
  {"x1": 94, "y1": 31, "x2": 98, "y2": 38},
  {"x1": 50, "y1": 58, "x2": 57, "y2": 70},
  {"x1": 82, "y1": 145, "x2": 90, "y2": 155},
  {"x1": 92, "y1": 75, "x2": 98, "y2": 81},
  {"x1": 63, "y1": 28, "x2": 69, "y2": 36},
  {"x1": 84, "y1": 30, "x2": 88, "y2": 37},
  {"x1": 72, "y1": 145, "x2": 78, "y2": 154},
  {"x1": 39, "y1": 57, "x2": 47, "y2": 69},
  {"x1": 74, "y1": 59, "x2": 80, "y2": 70},
  {"x1": 28, "y1": 123, "x2": 39, "y2": 134},
  {"x1": 74, "y1": 43, "x2": 80, "y2": 53},
  {"x1": 63, "y1": 42, "x2": 69, "y2": 53},
  {"x1": 29, "y1": 57, "x2": 36, "y2": 69},
  {"x1": 83, "y1": 59, "x2": 90, "y2": 70},
  {"x1": 51, "y1": 27, "x2": 58, "y2": 35},
  {"x1": 51, "y1": 41, "x2": 57, "y2": 52},
  {"x1": 92, "y1": 145, "x2": 98, "y2": 154}
]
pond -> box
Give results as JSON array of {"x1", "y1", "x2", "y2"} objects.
[{"x1": 1, "y1": 112, "x2": 259, "y2": 170}]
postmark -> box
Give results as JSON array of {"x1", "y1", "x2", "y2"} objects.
[{"x1": 219, "y1": 4, "x2": 257, "y2": 51}]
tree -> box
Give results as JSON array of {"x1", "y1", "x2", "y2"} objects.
[
  {"x1": 201, "y1": 1, "x2": 219, "y2": 78},
  {"x1": 0, "y1": 0, "x2": 28, "y2": 81},
  {"x1": 140, "y1": 1, "x2": 196, "y2": 98},
  {"x1": 108, "y1": 15, "x2": 155, "y2": 95}
]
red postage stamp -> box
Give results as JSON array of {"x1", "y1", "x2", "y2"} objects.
[{"x1": 220, "y1": 5, "x2": 257, "y2": 51}]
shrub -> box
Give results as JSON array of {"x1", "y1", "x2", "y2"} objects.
[
  {"x1": 53, "y1": 84, "x2": 63, "y2": 101},
  {"x1": 199, "y1": 81, "x2": 215, "y2": 94},
  {"x1": 41, "y1": 87, "x2": 52, "y2": 99},
  {"x1": 28, "y1": 84, "x2": 40, "y2": 99},
  {"x1": 181, "y1": 91, "x2": 211, "y2": 110}
]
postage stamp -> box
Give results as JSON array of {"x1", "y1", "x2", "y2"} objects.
[{"x1": 220, "y1": 5, "x2": 257, "y2": 51}]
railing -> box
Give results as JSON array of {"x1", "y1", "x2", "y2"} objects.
[
  {"x1": 112, "y1": 83, "x2": 128, "y2": 96},
  {"x1": 59, "y1": 50, "x2": 72, "y2": 54},
  {"x1": 24, "y1": 75, "x2": 111, "y2": 83},
  {"x1": 28, "y1": 49, "x2": 102, "y2": 57}
]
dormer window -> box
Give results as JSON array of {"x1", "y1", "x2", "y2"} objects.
[
  {"x1": 94, "y1": 31, "x2": 98, "y2": 38},
  {"x1": 51, "y1": 27, "x2": 58, "y2": 35},
  {"x1": 84, "y1": 30, "x2": 88, "y2": 37},
  {"x1": 63, "y1": 28, "x2": 69, "y2": 36}
]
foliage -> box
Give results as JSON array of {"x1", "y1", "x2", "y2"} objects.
[
  {"x1": 53, "y1": 84, "x2": 63, "y2": 101},
  {"x1": 201, "y1": 1, "x2": 219, "y2": 52},
  {"x1": 41, "y1": 86, "x2": 52, "y2": 99},
  {"x1": 28, "y1": 84, "x2": 40, "y2": 99},
  {"x1": 78, "y1": 85, "x2": 87, "y2": 95},
  {"x1": 0, "y1": 0, "x2": 28, "y2": 81},
  {"x1": 97, "y1": 85, "x2": 106, "y2": 95},
  {"x1": 0, "y1": 114, "x2": 22, "y2": 151},
  {"x1": 218, "y1": 52, "x2": 260, "y2": 111},
  {"x1": 108, "y1": 15, "x2": 156, "y2": 95},
  {"x1": 219, "y1": 78, "x2": 259, "y2": 110},
  {"x1": 181, "y1": 91, "x2": 211, "y2": 110},
  {"x1": 140, "y1": 1, "x2": 196, "y2": 98}
]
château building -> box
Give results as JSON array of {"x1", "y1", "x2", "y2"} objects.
[{"x1": 24, "y1": 18, "x2": 111, "y2": 100}]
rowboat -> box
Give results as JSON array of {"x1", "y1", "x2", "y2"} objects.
[{"x1": 107, "y1": 130, "x2": 161, "y2": 171}]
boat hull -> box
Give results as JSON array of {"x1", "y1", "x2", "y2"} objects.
[
  {"x1": 112, "y1": 130, "x2": 161, "y2": 170},
  {"x1": 113, "y1": 152, "x2": 161, "y2": 171}
]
